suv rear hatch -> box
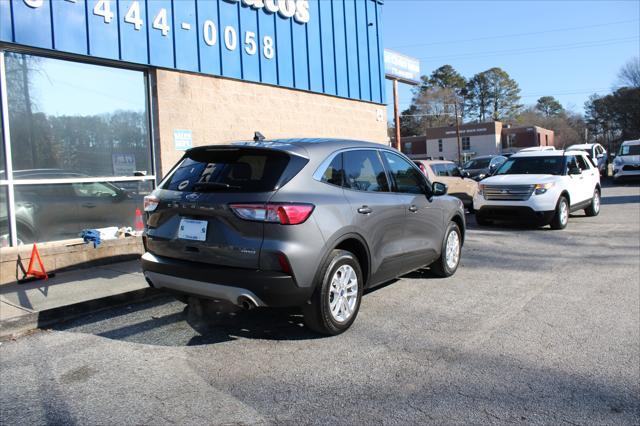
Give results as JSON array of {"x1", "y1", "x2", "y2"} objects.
[{"x1": 145, "y1": 146, "x2": 307, "y2": 269}]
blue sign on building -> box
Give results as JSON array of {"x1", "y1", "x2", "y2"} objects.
[{"x1": 0, "y1": 0, "x2": 386, "y2": 104}]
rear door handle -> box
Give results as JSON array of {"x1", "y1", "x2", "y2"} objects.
[
  {"x1": 82, "y1": 203, "x2": 97, "y2": 208},
  {"x1": 408, "y1": 205, "x2": 418, "y2": 213},
  {"x1": 357, "y1": 206, "x2": 372, "y2": 214}
]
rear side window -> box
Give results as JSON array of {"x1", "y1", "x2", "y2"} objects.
[
  {"x1": 163, "y1": 148, "x2": 290, "y2": 193},
  {"x1": 431, "y1": 164, "x2": 448, "y2": 176},
  {"x1": 446, "y1": 163, "x2": 462, "y2": 177},
  {"x1": 576, "y1": 155, "x2": 590, "y2": 171},
  {"x1": 343, "y1": 150, "x2": 389, "y2": 192},
  {"x1": 320, "y1": 153, "x2": 345, "y2": 187}
]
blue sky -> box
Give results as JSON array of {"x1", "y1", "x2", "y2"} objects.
[{"x1": 383, "y1": 0, "x2": 640, "y2": 119}]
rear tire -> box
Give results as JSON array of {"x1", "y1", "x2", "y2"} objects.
[
  {"x1": 430, "y1": 222, "x2": 462, "y2": 277},
  {"x1": 584, "y1": 189, "x2": 601, "y2": 217},
  {"x1": 550, "y1": 196, "x2": 569, "y2": 230},
  {"x1": 303, "y1": 250, "x2": 363, "y2": 335}
]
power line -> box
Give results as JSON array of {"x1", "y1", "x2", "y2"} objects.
[
  {"x1": 418, "y1": 37, "x2": 638, "y2": 62},
  {"x1": 389, "y1": 19, "x2": 639, "y2": 49},
  {"x1": 398, "y1": 88, "x2": 613, "y2": 107}
]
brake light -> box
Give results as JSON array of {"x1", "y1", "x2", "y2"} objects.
[
  {"x1": 229, "y1": 203, "x2": 314, "y2": 225},
  {"x1": 143, "y1": 195, "x2": 159, "y2": 212}
]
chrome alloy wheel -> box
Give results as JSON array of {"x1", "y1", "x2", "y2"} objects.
[
  {"x1": 328, "y1": 264, "x2": 358, "y2": 323},
  {"x1": 560, "y1": 199, "x2": 569, "y2": 226},
  {"x1": 445, "y1": 229, "x2": 460, "y2": 270},
  {"x1": 593, "y1": 191, "x2": 600, "y2": 214}
]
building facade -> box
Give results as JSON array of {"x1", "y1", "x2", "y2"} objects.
[
  {"x1": 401, "y1": 121, "x2": 555, "y2": 163},
  {"x1": 0, "y1": 0, "x2": 388, "y2": 248}
]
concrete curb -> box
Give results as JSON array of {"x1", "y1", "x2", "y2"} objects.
[{"x1": 0, "y1": 287, "x2": 162, "y2": 341}]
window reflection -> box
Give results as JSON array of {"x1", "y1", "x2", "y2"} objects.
[
  {"x1": 5, "y1": 52, "x2": 151, "y2": 178},
  {"x1": 12, "y1": 181, "x2": 152, "y2": 244},
  {"x1": 0, "y1": 186, "x2": 9, "y2": 247}
]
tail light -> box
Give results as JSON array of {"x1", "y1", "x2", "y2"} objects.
[
  {"x1": 143, "y1": 194, "x2": 160, "y2": 212},
  {"x1": 229, "y1": 203, "x2": 315, "y2": 225}
]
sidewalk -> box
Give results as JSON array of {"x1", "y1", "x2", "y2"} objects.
[{"x1": 0, "y1": 260, "x2": 160, "y2": 340}]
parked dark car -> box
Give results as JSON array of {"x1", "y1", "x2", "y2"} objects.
[
  {"x1": 462, "y1": 155, "x2": 508, "y2": 181},
  {"x1": 141, "y1": 139, "x2": 466, "y2": 335},
  {"x1": 0, "y1": 169, "x2": 144, "y2": 245}
]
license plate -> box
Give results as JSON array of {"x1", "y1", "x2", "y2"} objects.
[{"x1": 178, "y1": 219, "x2": 208, "y2": 241}]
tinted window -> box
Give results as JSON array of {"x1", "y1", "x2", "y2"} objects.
[
  {"x1": 447, "y1": 164, "x2": 462, "y2": 177},
  {"x1": 575, "y1": 155, "x2": 590, "y2": 171},
  {"x1": 383, "y1": 152, "x2": 426, "y2": 194},
  {"x1": 163, "y1": 149, "x2": 290, "y2": 193},
  {"x1": 496, "y1": 156, "x2": 565, "y2": 175},
  {"x1": 463, "y1": 158, "x2": 491, "y2": 169},
  {"x1": 431, "y1": 164, "x2": 448, "y2": 177},
  {"x1": 620, "y1": 144, "x2": 640, "y2": 156},
  {"x1": 565, "y1": 155, "x2": 578, "y2": 172},
  {"x1": 320, "y1": 153, "x2": 344, "y2": 187},
  {"x1": 343, "y1": 150, "x2": 389, "y2": 192}
]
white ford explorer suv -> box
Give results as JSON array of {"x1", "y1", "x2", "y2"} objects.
[
  {"x1": 473, "y1": 150, "x2": 601, "y2": 229},
  {"x1": 612, "y1": 139, "x2": 640, "y2": 182}
]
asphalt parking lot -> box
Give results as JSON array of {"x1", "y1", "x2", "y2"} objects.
[{"x1": 1, "y1": 182, "x2": 639, "y2": 425}]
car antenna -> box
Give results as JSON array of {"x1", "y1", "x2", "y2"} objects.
[{"x1": 253, "y1": 131, "x2": 265, "y2": 142}]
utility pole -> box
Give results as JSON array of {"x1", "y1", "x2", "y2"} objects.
[
  {"x1": 454, "y1": 101, "x2": 462, "y2": 165},
  {"x1": 393, "y1": 79, "x2": 401, "y2": 151}
]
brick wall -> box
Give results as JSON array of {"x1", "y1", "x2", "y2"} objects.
[{"x1": 152, "y1": 69, "x2": 388, "y2": 175}]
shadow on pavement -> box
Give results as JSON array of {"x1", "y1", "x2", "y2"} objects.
[
  {"x1": 51, "y1": 295, "x2": 322, "y2": 346},
  {"x1": 601, "y1": 194, "x2": 640, "y2": 205}
]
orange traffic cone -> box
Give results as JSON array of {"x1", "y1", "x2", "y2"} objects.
[
  {"x1": 18, "y1": 243, "x2": 49, "y2": 283},
  {"x1": 135, "y1": 208, "x2": 144, "y2": 232}
]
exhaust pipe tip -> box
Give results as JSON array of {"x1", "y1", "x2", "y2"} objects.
[{"x1": 238, "y1": 296, "x2": 257, "y2": 310}]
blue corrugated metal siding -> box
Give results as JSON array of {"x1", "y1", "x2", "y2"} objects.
[
  {"x1": 2, "y1": 0, "x2": 385, "y2": 104},
  {"x1": 52, "y1": 0, "x2": 88, "y2": 54}
]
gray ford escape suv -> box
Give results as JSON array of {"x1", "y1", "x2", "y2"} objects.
[{"x1": 141, "y1": 139, "x2": 465, "y2": 334}]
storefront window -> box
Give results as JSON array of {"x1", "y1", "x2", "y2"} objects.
[
  {"x1": 0, "y1": 186, "x2": 9, "y2": 247},
  {"x1": 12, "y1": 180, "x2": 152, "y2": 244},
  {"x1": 0, "y1": 51, "x2": 154, "y2": 246},
  {"x1": 5, "y1": 52, "x2": 151, "y2": 179}
]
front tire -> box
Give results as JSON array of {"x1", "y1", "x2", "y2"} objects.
[
  {"x1": 430, "y1": 222, "x2": 462, "y2": 277},
  {"x1": 303, "y1": 250, "x2": 363, "y2": 335},
  {"x1": 550, "y1": 196, "x2": 569, "y2": 230},
  {"x1": 584, "y1": 189, "x2": 601, "y2": 217}
]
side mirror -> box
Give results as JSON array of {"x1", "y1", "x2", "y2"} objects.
[
  {"x1": 569, "y1": 167, "x2": 581, "y2": 175},
  {"x1": 461, "y1": 171, "x2": 470, "y2": 178},
  {"x1": 432, "y1": 181, "x2": 448, "y2": 196}
]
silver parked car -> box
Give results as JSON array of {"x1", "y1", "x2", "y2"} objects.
[{"x1": 141, "y1": 139, "x2": 465, "y2": 335}]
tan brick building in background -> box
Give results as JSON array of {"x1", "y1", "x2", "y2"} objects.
[{"x1": 400, "y1": 121, "x2": 555, "y2": 163}]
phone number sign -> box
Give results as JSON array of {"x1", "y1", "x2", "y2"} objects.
[{"x1": 1, "y1": 0, "x2": 387, "y2": 104}]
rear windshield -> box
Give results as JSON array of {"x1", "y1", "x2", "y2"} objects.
[
  {"x1": 162, "y1": 148, "x2": 290, "y2": 193},
  {"x1": 495, "y1": 156, "x2": 564, "y2": 175},
  {"x1": 620, "y1": 144, "x2": 640, "y2": 156}
]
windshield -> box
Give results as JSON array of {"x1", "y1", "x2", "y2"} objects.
[
  {"x1": 495, "y1": 156, "x2": 565, "y2": 175},
  {"x1": 463, "y1": 158, "x2": 491, "y2": 169},
  {"x1": 620, "y1": 144, "x2": 640, "y2": 156},
  {"x1": 162, "y1": 148, "x2": 291, "y2": 193}
]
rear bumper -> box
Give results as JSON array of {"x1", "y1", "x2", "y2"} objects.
[
  {"x1": 477, "y1": 206, "x2": 555, "y2": 225},
  {"x1": 141, "y1": 252, "x2": 314, "y2": 307}
]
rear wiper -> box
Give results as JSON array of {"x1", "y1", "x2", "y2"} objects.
[{"x1": 192, "y1": 182, "x2": 241, "y2": 191}]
